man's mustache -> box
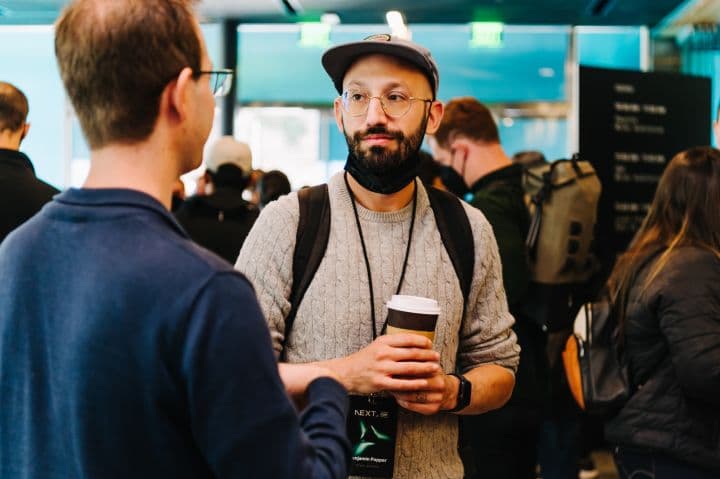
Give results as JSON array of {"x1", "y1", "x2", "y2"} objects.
[{"x1": 355, "y1": 126, "x2": 404, "y2": 142}]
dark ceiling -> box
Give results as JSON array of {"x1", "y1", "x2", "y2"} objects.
[{"x1": 0, "y1": 0, "x2": 691, "y2": 26}]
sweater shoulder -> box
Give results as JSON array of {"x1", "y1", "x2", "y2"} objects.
[{"x1": 459, "y1": 199, "x2": 494, "y2": 245}]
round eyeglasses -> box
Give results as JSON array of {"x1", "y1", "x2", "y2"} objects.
[
  {"x1": 196, "y1": 68, "x2": 234, "y2": 97},
  {"x1": 341, "y1": 90, "x2": 432, "y2": 118}
]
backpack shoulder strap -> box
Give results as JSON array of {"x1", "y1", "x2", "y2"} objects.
[
  {"x1": 283, "y1": 184, "x2": 330, "y2": 357},
  {"x1": 426, "y1": 187, "x2": 474, "y2": 317}
]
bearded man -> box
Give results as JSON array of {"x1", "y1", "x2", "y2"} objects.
[{"x1": 237, "y1": 35, "x2": 519, "y2": 479}]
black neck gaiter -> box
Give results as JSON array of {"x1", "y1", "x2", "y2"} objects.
[{"x1": 344, "y1": 151, "x2": 420, "y2": 195}]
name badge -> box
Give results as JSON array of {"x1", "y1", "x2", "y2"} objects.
[{"x1": 347, "y1": 394, "x2": 398, "y2": 478}]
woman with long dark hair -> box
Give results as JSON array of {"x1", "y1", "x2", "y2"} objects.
[{"x1": 605, "y1": 146, "x2": 720, "y2": 478}]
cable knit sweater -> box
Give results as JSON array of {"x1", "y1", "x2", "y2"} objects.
[{"x1": 237, "y1": 172, "x2": 520, "y2": 479}]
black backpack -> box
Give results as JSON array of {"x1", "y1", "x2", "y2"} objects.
[
  {"x1": 282, "y1": 183, "x2": 474, "y2": 354},
  {"x1": 561, "y1": 293, "x2": 630, "y2": 416},
  {"x1": 561, "y1": 250, "x2": 663, "y2": 416}
]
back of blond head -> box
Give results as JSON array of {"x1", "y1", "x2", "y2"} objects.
[{"x1": 55, "y1": 0, "x2": 201, "y2": 149}]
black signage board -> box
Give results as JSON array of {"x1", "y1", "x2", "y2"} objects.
[{"x1": 579, "y1": 66, "x2": 711, "y2": 262}]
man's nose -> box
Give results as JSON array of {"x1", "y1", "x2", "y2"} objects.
[{"x1": 364, "y1": 97, "x2": 388, "y2": 126}]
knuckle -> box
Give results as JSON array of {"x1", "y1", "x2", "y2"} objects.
[{"x1": 371, "y1": 376, "x2": 386, "y2": 389}]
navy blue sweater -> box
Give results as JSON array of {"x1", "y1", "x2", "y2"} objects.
[{"x1": 0, "y1": 188, "x2": 349, "y2": 478}]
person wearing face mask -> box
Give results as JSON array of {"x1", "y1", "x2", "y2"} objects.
[
  {"x1": 237, "y1": 35, "x2": 519, "y2": 479},
  {"x1": 429, "y1": 97, "x2": 546, "y2": 479},
  {"x1": 438, "y1": 162, "x2": 472, "y2": 200}
]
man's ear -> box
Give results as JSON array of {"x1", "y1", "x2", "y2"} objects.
[
  {"x1": 424, "y1": 100, "x2": 444, "y2": 135},
  {"x1": 333, "y1": 96, "x2": 345, "y2": 133},
  {"x1": 20, "y1": 123, "x2": 30, "y2": 142},
  {"x1": 162, "y1": 67, "x2": 195, "y2": 124},
  {"x1": 451, "y1": 137, "x2": 472, "y2": 159}
]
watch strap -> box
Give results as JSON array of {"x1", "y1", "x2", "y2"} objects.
[{"x1": 447, "y1": 373, "x2": 471, "y2": 413}]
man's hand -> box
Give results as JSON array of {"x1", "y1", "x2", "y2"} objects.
[
  {"x1": 322, "y1": 333, "x2": 441, "y2": 394},
  {"x1": 392, "y1": 372, "x2": 459, "y2": 415}
]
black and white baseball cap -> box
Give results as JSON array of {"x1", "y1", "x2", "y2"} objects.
[{"x1": 321, "y1": 34, "x2": 439, "y2": 98}]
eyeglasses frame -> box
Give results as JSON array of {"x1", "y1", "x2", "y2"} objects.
[
  {"x1": 340, "y1": 90, "x2": 433, "y2": 119},
  {"x1": 195, "y1": 68, "x2": 234, "y2": 97}
]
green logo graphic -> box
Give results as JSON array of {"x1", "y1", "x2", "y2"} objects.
[{"x1": 353, "y1": 420, "x2": 392, "y2": 456}]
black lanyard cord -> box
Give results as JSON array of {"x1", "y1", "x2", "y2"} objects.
[{"x1": 343, "y1": 172, "x2": 417, "y2": 340}]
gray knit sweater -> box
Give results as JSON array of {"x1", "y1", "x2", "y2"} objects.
[{"x1": 237, "y1": 172, "x2": 519, "y2": 479}]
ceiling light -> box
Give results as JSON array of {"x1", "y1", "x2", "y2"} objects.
[
  {"x1": 386, "y1": 10, "x2": 411, "y2": 40},
  {"x1": 299, "y1": 22, "x2": 331, "y2": 48},
  {"x1": 321, "y1": 12, "x2": 340, "y2": 26},
  {"x1": 539, "y1": 67, "x2": 555, "y2": 78},
  {"x1": 470, "y1": 22, "x2": 504, "y2": 48}
]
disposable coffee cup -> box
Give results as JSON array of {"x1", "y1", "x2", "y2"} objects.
[{"x1": 386, "y1": 295, "x2": 440, "y2": 341}]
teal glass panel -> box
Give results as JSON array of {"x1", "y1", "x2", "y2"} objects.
[
  {"x1": 412, "y1": 25, "x2": 569, "y2": 103},
  {"x1": 577, "y1": 27, "x2": 643, "y2": 70},
  {"x1": 237, "y1": 24, "x2": 388, "y2": 104},
  {"x1": 237, "y1": 25, "x2": 327, "y2": 104},
  {"x1": 238, "y1": 24, "x2": 569, "y2": 104},
  {"x1": 499, "y1": 118, "x2": 568, "y2": 161},
  {"x1": 680, "y1": 48, "x2": 719, "y2": 147},
  {"x1": 202, "y1": 23, "x2": 224, "y2": 69}
]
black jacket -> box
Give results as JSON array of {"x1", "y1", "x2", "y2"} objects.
[
  {"x1": 174, "y1": 188, "x2": 259, "y2": 264},
  {"x1": 464, "y1": 164, "x2": 544, "y2": 420},
  {"x1": 605, "y1": 246, "x2": 720, "y2": 473},
  {"x1": 468, "y1": 163, "x2": 530, "y2": 310},
  {"x1": 0, "y1": 148, "x2": 59, "y2": 243}
]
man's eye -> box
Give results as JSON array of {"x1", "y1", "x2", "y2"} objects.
[
  {"x1": 386, "y1": 93, "x2": 407, "y2": 102},
  {"x1": 350, "y1": 93, "x2": 365, "y2": 102}
]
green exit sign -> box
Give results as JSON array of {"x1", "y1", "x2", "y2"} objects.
[
  {"x1": 299, "y1": 23, "x2": 331, "y2": 48},
  {"x1": 470, "y1": 22, "x2": 504, "y2": 48}
]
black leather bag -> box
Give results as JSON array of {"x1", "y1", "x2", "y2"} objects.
[{"x1": 562, "y1": 294, "x2": 630, "y2": 416}]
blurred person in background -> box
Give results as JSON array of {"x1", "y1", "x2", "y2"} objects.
[
  {"x1": 175, "y1": 136, "x2": 259, "y2": 263},
  {"x1": 605, "y1": 146, "x2": 720, "y2": 479},
  {"x1": 246, "y1": 168, "x2": 265, "y2": 206},
  {"x1": 257, "y1": 169, "x2": 291, "y2": 209},
  {"x1": 0, "y1": 81, "x2": 58, "y2": 243},
  {"x1": 511, "y1": 149, "x2": 547, "y2": 168},
  {"x1": 416, "y1": 148, "x2": 447, "y2": 191}
]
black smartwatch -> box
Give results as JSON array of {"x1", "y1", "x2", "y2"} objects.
[{"x1": 447, "y1": 373, "x2": 471, "y2": 412}]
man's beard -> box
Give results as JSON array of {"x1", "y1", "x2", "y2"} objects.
[{"x1": 344, "y1": 116, "x2": 428, "y2": 176}]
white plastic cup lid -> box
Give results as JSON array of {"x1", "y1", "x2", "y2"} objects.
[{"x1": 386, "y1": 294, "x2": 441, "y2": 315}]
